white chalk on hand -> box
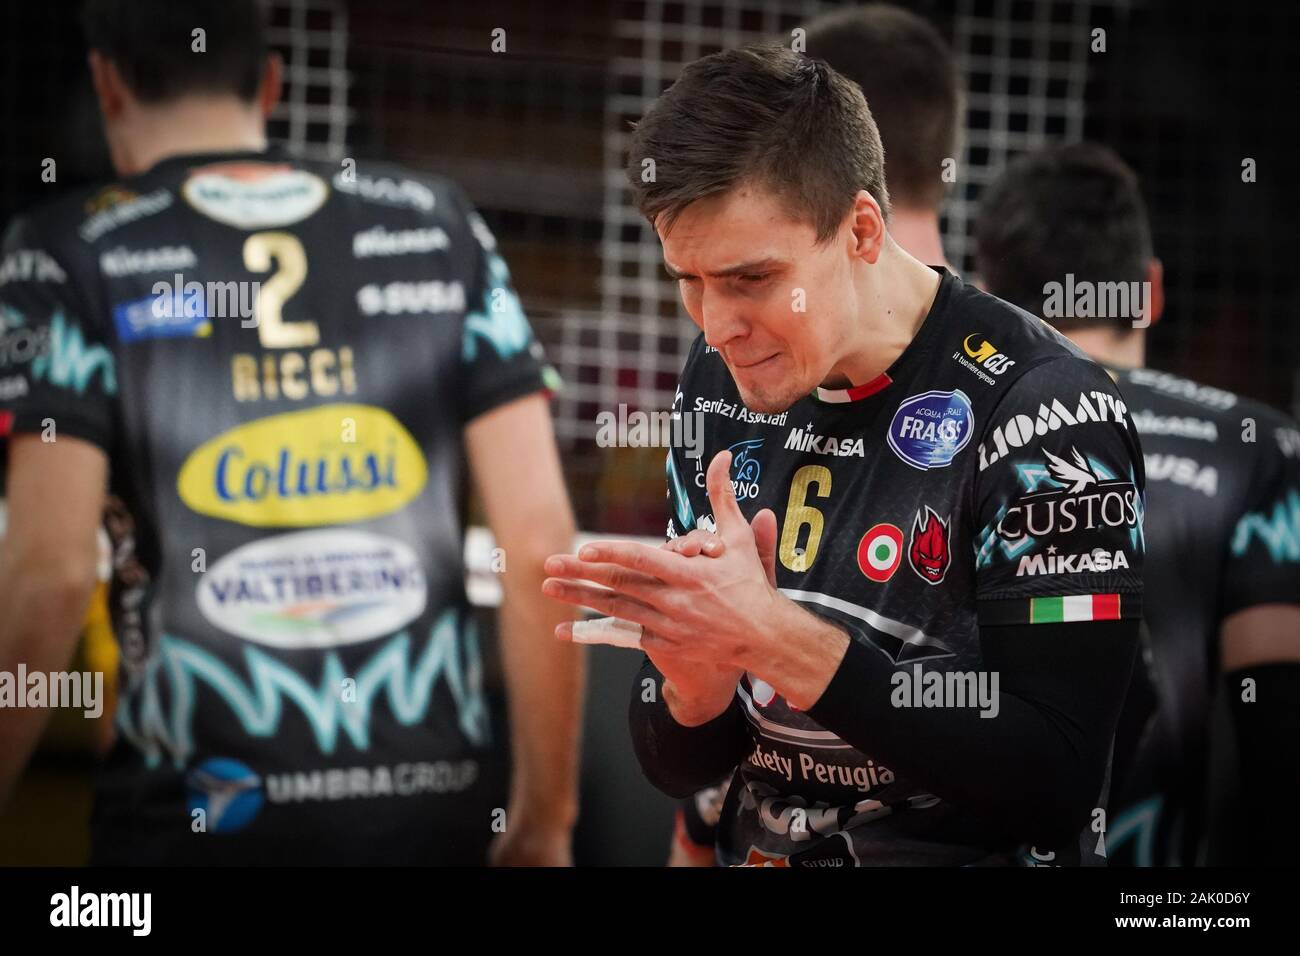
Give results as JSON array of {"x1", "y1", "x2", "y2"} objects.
[{"x1": 571, "y1": 616, "x2": 644, "y2": 649}]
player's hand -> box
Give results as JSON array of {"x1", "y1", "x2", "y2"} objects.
[
  {"x1": 648, "y1": 495, "x2": 778, "y2": 723},
  {"x1": 661, "y1": 527, "x2": 724, "y2": 558},
  {"x1": 543, "y1": 450, "x2": 783, "y2": 683},
  {"x1": 488, "y1": 816, "x2": 573, "y2": 867},
  {"x1": 660, "y1": 512, "x2": 778, "y2": 590}
]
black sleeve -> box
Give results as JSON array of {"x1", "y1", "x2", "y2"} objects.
[
  {"x1": 808, "y1": 617, "x2": 1138, "y2": 847},
  {"x1": 448, "y1": 186, "x2": 561, "y2": 424},
  {"x1": 0, "y1": 215, "x2": 117, "y2": 450},
  {"x1": 1223, "y1": 412, "x2": 1300, "y2": 614},
  {"x1": 1225, "y1": 662, "x2": 1300, "y2": 862},
  {"x1": 627, "y1": 657, "x2": 750, "y2": 799},
  {"x1": 808, "y1": 355, "x2": 1139, "y2": 846}
]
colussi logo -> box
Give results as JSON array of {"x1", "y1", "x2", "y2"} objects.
[{"x1": 177, "y1": 403, "x2": 427, "y2": 526}]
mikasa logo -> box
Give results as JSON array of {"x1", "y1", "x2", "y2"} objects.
[
  {"x1": 784, "y1": 426, "x2": 865, "y2": 457},
  {"x1": 1016, "y1": 545, "x2": 1130, "y2": 576}
]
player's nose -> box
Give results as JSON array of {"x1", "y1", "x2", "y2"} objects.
[{"x1": 700, "y1": 292, "x2": 749, "y2": 351}]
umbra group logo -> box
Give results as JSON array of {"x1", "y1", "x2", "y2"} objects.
[{"x1": 177, "y1": 403, "x2": 427, "y2": 526}]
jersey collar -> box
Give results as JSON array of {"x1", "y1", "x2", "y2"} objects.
[
  {"x1": 813, "y1": 373, "x2": 893, "y2": 404},
  {"x1": 809, "y1": 267, "x2": 954, "y2": 406}
]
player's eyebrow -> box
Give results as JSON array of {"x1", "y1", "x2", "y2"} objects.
[{"x1": 663, "y1": 257, "x2": 784, "y2": 280}]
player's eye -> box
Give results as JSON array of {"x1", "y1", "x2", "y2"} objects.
[{"x1": 737, "y1": 273, "x2": 770, "y2": 285}]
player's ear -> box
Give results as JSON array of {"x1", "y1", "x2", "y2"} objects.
[
  {"x1": 87, "y1": 51, "x2": 126, "y2": 121},
  {"x1": 1145, "y1": 258, "x2": 1164, "y2": 327},
  {"x1": 258, "y1": 53, "x2": 285, "y2": 119},
  {"x1": 849, "y1": 189, "x2": 886, "y2": 265}
]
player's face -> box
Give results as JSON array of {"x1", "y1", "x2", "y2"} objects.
[{"x1": 659, "y1": 183, "x2": 860, "y2": 413}]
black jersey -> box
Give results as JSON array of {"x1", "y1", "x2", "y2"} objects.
[
  {"x1": 1105, "y1": 367, "x2": 1300, "y2": 866},
  {"x1": 656, "y1": 269, "x2": 1145, "y2": 866},
  {"x1": 0, "y1": 148, "x2": 556, "y2": 863}
]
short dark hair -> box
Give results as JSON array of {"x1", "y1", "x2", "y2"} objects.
[
  {"x1": 81, "y1": 0, "x2": 270, "y2": 103},
  {"x1": 805, "y1": 4, "x2": 960, "y2": 212},
  {"x1": 976, "y1": 142, "x2": 1154, "y2": 330},
  {"x1": 627, "y1": 44, "x2": 890, "y2": 244}
]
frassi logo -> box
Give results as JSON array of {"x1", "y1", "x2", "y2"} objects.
[
  {"x1": 177, "y1": 404, "x2": 427, "y2": 526},
  {"x1": 887, "y1": 389, "x2": 974, "y2": 470}
]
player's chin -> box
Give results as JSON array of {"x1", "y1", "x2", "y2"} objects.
[
  {"x1": 733, "y1": 359, "x2": 800, "y2": 414},
  {"x1": 735, "y1": 384, "x2": 796, "y2": 415}
]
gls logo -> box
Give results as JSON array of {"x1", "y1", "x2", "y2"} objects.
[{"x1": 963, "y1": 334, "x2": 1016, "y2": 375}]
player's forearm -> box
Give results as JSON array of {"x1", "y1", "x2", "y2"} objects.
[
  {"x1": 1226, "y1": 662, "x2": 1300, "y2": 862},
  {"x1": 756, "y1": 599, "x2": 1137, "y2": 843},
  {"x1": 0, "y1": 558, "x2": 98, "y2": 806},
  {"x1": 749, "y1": 594, "x2": 850, "y2": 711},
  {"x1": 499, "y1": 566, "x2": 585, "y2": 829},
  {"x1": 629, "y1": 658, "x2": 749, "y2": 798}
]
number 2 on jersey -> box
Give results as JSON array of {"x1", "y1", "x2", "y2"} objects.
[{"x1": 243, "y1": 232, "x2": 319, "y2": 349}]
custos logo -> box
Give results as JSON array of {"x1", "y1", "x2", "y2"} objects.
[{"x1": 177, "y1": 404, "x2": 427, "y2": 526}]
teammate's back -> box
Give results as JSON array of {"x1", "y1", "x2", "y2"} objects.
[
  {"x1": 1105, "y1": 367, "x2": 1300, "y2": 863},
  {"x1": 977, "y1": 142, "x2": 1300, "y2": 865},
  {"x1": 0, "y1": 0, "x2": 583, "y2": 866}
]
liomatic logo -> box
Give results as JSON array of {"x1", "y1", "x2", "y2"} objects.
[{"x1": 177, "y1": 404, "x2": 427, "y2": 526}]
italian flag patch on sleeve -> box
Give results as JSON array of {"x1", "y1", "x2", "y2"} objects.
[
  {"x1": 978, "y1": 592, "x2": 1136, "y2": 626},
  {"x1": 1030, "y1": 594, "x2": 1122, "y2": 623}
]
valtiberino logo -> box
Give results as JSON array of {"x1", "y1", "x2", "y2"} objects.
[
  {"x1": 197, "y1": 529, "x2": 428, "y2": 648},
  {"x1": 50, "y1": 886, "x2": 151, "y2": 936},
  {"x1": 0, "y1": 666, "x2": 103, "y2": 718},
  {"x1": 887, "y1": 389, "x2": 974, "y2": 470}
]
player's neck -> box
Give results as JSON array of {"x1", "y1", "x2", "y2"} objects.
[
  {"x1": 110, "y1": 98, "x2": 268, "y2": 178},
  {"x1": 823, "y1": 239, "x2": 942, "y2": 390},
  {"x1": 887, "y1": 205, "x2": 950, "y2": 271},
  {"x1": 1063, "y1": 325, "x2": 1147, "y2": 371}
]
